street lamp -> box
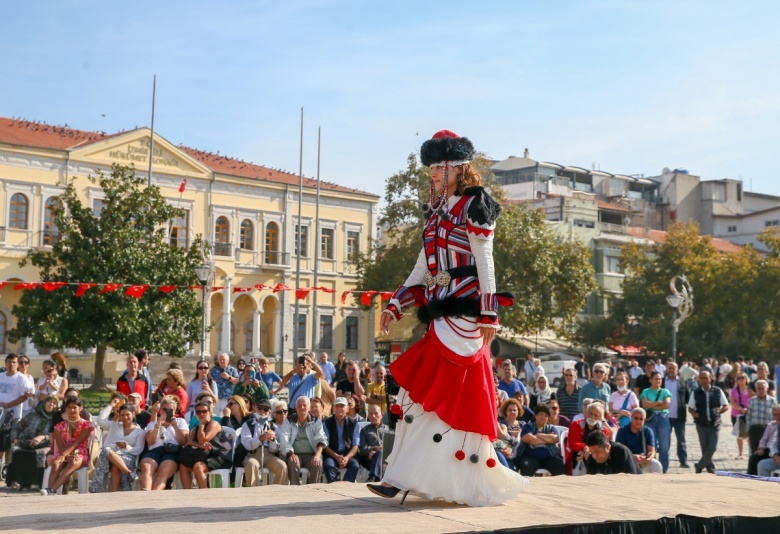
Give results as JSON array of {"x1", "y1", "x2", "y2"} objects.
[
  {"x1": 666, "y1": 275, "x2": 693, "y2": 362},
  {"x1": 194, "y1": 264, "x2": 213, "y2": 362}
]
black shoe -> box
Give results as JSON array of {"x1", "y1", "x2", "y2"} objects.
[
  {"x1": 695, "y1": 465, "x2": 703, "y2": 473},
  {"x1": 367, "y1": 483, "x2": 411, "y2": 504},
  {"x1": 705, "y1": 466, "x2": 715, "y2": 474},
  {"x1": 680, "y1": 463, "x2": 690, "y2": 468}
]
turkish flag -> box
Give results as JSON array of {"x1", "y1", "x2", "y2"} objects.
[
  {"x1": 42, "y1": 282, "x2": 67, "y2": 292},
  {"x1": 125, "y1": 284, "x2": 150, "y2": 298},
  {"x1": 178, "y1": 178, "x2": 187, "y2": 193},
  {"x1": 99, "y1": 283, "x2": 123, "y2": 294},
  {"x1": 159, "y1": 285, "x2": 177, "y2": 293},
  {"x1": 75, "y1": 283, "x2": 97, "y2": 297},
  {"x1": 360, "y1": 291, "x2": 377, "y2": 306},
  {"x1": 295, "y1": 288, "x2": 311, "y2": 300}
]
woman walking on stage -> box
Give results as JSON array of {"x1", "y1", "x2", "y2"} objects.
[{"x1": 367, "y1": 130, "x2": 529, "y2": 507}]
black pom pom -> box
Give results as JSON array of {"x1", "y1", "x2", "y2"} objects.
[
  {"x1": 440, "y1": 212, "x2": 451, "y2": 221},
  {"x1": 432, "y1": 433, "x2": 442, "y2": 443},
  {"x1": 404, "y1": 415, "x2": 414, "y2": 424},
  {"x1": 421, "y1": 203, "x2": 430, "y2": 213},
  {"x1": 436, "y1": 207, "x2": 445, "y2": 217},
  {"x1": 470, "y1": 454, "x2": 479, "y2": 464}
]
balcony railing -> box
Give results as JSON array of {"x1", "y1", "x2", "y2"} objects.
[
  {"x1": 264, "y1": 250, "x2": 291, "y2": 266},
  {"x1": 598, "y1": 222, "x2": 627, "y2": 234},
  {"x1": 213, "y1": 242, "x2": 233, "y2": 257}
]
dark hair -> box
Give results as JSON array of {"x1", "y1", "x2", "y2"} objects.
[
  {"x1": 650, "y1": 371, "x2": 662, "y2": 380},
  {"x1": 64, "y1": 387, "x2": 79, "y2": 397},
  {"x1": 534, "y1": 404, "x2": 552, "y2": 416},
  {"x1": 584, "y1": 430, "x2": 609, "y2": 448},
  {"x1": 62, "y1": 396, "x2": 83, "y2": 410},
  {"x1": 118, "y1": 403, "x2": 135, "y2": 414},
  {"x1": 134, "y1": 349, "x2": 148, "y2": 361},
  {"x1": 5, "y1": 354, "x2": 18, "y2": 362},
  {"x1": 242, "y1": 395, "x2": 254, "y2": 412}
]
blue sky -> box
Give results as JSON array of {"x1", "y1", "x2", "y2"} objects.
[{"x1": 2, "y1": 1, "x2": 778, "y2": 197}]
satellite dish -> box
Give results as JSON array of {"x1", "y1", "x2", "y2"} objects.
[{"x1": 623, "y1": 216, "x2": 632, "y2": 226}]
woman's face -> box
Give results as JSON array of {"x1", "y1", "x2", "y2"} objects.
[
  {"x1": 66, "y1": 402, "x2": 80, "y2": 418},
  {"x1": 535, "y1": 411, "x2": 549, "y2": 427},
  {"x1": 119, "y1": 409, "x2": 133, "y2": 425},
  {"x1": 651, "y1": 374, "x2": 662, "y2": 388},
  {"x1": 430, "y1": 164, "x2": 459, "y2": 195},
  {"x1": 506, "y1": 403, "x2": 519, "y2": 420},
  {"x1": 227, "y1": 399, "x2": 240, "y2": 415},
  {"x1": 273, "y1": 405, "x2": 288, "y2": 422},
  {"x1": 237, "y1": 360, "x2": 246, "y2": 370},
  {"x1": 537, "y1": 377, "x2": 548, "y2": 390},
  {"x1": 615, "y1": 374, "x2": 627, "y2": 388},
  {"x1": 197, "y1": 363, "x2": 209, "y2": 375},
  {"x1": 195, "y1": 406, "x2": 211, "y2": 422},
  {"x1": 44, "y1": 399, "x2": 58, "y2": 413},
  {"x1": 166, "y1": 374, "x2": 177, "y2": 389}
]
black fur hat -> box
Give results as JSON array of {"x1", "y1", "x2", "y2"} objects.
[{"x1": 420, "y1": 130, "x2": 475, "y2": 167}]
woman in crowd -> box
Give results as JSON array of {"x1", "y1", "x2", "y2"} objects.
[
  {"x1": 6, "y1": 395, "x2": 57, "y2": 490},
  {"x1": 567, "y1": 401, "x2": 611, "y2": 474},
  {"x1": 729, "y1": 372, "x2": 751, "y2": 459},
  {"x1": 186, "y1": 361, "x2": 218, "y2": 421},
  {"x1": 498, "y1": 398, "x2": 525, "y2": 461},
  {"x1": 514, "y1": 404, "x2": 565, "y2": 476},
  {"x1": 90, "y1": 401, "x2": 145, "y2": 492},
  {"x1": 51, "y1": 351, "x2": 69, "y2": 379},
  {"x1": 162, "y1": 369, "x2": 189, "y2": 417},
  {"x1": 513, "y1": 391, "x2": 536, "y2": 424},
  {"x1": 178, "y1": 401, "x2": 232, "y2": 489},
  {"x1": 232, "y1": 364, "x2": 270, "y2": 407},
  {"x1": 610, "y1": 371, "x2": 639, "y2": 428},
  {"x1": 36, "y1": 360, "x2": 68, "y2": 402},
  {"x1": 529, "y1": 375, "x2": 556, "y2": 410},
  {"x1": 639, "y1": 371, "x2": 672, "y2": 472},
  {"x1": 45, "y1": 397, "x2": 93, "y2": 495},
  {"x1": 220, "y1": 395, "x2": 250, "y2": 431},
  {"x1": 347, "y1": 395, "x2": 367, "y2": 422},
  {"x1": 334, "y1": 352, "x2": 348, "y2": 385},
  {"x1": 271, "y1": 400, "x2": 288, "y2": 429},
  {"x1": 138, "y1": 396, "x2": 188, "y2": 491},
  {"x1": 236, "y1": 359, "x2": 247, "y2": 376},
  {"x1": 258, "y1": 357, "x2": 282, "y2": 396},
  {"x1": 545, "y1": 400, "x2": 571, "y2": 428}
]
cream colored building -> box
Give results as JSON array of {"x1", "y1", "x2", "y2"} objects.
[{"x1": 0, "y1": 118, "x2": 379, "y2": 371}]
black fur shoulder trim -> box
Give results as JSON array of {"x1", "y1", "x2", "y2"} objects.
[{"x1": 464, "y1": 187, "x2": 502, "y2": 226}]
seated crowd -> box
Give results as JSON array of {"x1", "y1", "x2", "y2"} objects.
[{"x1": 3, "y1": 351, "x2": 780, "y2": 494}]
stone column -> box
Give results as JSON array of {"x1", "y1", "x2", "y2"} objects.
[
  {"x1": 251, "y1": 306, "x2": 262, "y2": 356},
  {"x1": 221, "y1": 276, "x2": 233, "y2": 354}
]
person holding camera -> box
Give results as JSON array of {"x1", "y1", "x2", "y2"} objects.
[
  {"x1": 274, "y1": 354, "x2": 324, "y2": 409},
  {"x1": 90, "y1": 401, "x2": 145, "y2": 492},
  {"x1": 210, "y1": 352, "x2": 240, "y2": 414},
  {"x1": 233, "y1": 364, "x2": 270, "y2": 407},
  {"x1": 138, "y1": 396, "x2": 188, "y2": 490},
  {"x1": 178, "y1": 400, "x2": 231, "y2": 489},
  {"x1": 186, "y1": 362, "x2": 218, "y2": 422}
]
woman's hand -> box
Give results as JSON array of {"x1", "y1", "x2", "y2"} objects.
[
  {"x1": 481, "y1": 326, "x2": 495, "y2": 346},
  {"x1": 380, "y1": 310, "x2": 394, "y2": 336}
]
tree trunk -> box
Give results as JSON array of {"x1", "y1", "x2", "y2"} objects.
[{"x1": 88, "y1": 345, "x2": 110, "y2": 392}]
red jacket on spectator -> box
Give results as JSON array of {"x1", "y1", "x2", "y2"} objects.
[
  {"x1": 117, "y1": 373, "x2": 150, "y2": 409},
  {"x1": 566, "y1": 418, "x2": 612, "y2": 468}
]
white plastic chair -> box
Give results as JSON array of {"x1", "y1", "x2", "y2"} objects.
[
  {"x1": 207, "y1": 427, "x2": 236, "y2": 489},
  {"x1": 43, "y1": 433, "x2": 95, "y2": 494},
  {"x1": 234, "y1": 445, "x2": 271, "y2": 487}
]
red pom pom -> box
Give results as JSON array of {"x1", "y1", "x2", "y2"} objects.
[
  {"x1": 390, "y1": 404, "x2": 402, "y2": 415},
  {"x1": 486, "y1": 458, "x2": 497, "y2": 468},
  {"x1": 455, "y1": 450, "x2": 466, "y2": 461}
]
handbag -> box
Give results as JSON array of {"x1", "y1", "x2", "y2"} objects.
[
  {"x1": 163, "y1": 442, "x2": 182, "y2": 454},
  {"x1": 572, "y1": 459, "x2": 587, "y2": 476},
  {"x1": 178, "y1": 445, "x2": 210, "y2": 467}
]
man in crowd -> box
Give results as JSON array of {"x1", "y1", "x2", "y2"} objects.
[
  {"x1": 615, "y1": 408, "x2": 663, "y2": 473},
  {"x1": 574, "y1": 353, "x2": 591, "y2": 388},
  {"x1": 584, "y1": 430, "x2": 642, "y2": 475},
  {"x1": 16, "y1": 355, "x2": 35, "y2": 417},
  {"x1": 210, "y1": 352, "x2": 240, "y2": 413},
  {"x1": 135, "y1": 350, "x2": 153, "y2": 406},
  {"x1": 359, "y1": 404, "x2": 384, "y2": 482},
  {"x1": 524, "y1": 354, "x2": 537, "y2": 387},
  {"x1": 578, "y1": 362, "x2": 611, "y2": 412},
  {"x1": 634, "y1": 360, "x2": 656, "y2": 396},
  {"x1": 556, "y1": 367, "x2": 580, "y2": 420},
  {"x1": 125, "y1": 391, "x2": 151, "y2": 428},
  {"x1": 366, "y1": 364, "x2": 387, "y2": 414},
  {"x1": 663, "y1": 361, "x2": 690, "y2": 468},
  {"x1": 716, "y1": 357, "x2": 732, "y2": 390},
  {"x1": 750, "y1": 362, "x2": 776, "y2": 398},
  {"x1": 319, "y1": 352, "x2": 337, "y2": 386},
  {"x1": 277, "y1": 396, "x2": 327, "y2": 485},
  {"x1": 746, "y1": 380, "x2": 775, "y2": 454},
  {"x1": 628, "y1": 359, "x2": 643, "y2": 389},
  {"x1": 240, "y1": 399, "x2": 287, "y2": 485},
  {"x1": 498, "y1": 360, "x2": 528, "y2": 399},
  {"x1": 336, "y1": 360, "x2": 367, "y2": 401},
  {"x1": 687, "y1": 370, "x2": 729, "y2": 473},
  {"x1": 116, "y1": 353, "x2": 150, "y2": 409},
  {"x1": 275, "y1": 354, "x2": 324, "y2": 408},
  {"x1": 0, "y1": 354, "x2": 32, "y2": 463},
  {"x1": 747, "y1": 403, "x2": 780, "y2": 475},
  {"x1": 322, "y1": 397, "x2": 361, "y2": 483}
]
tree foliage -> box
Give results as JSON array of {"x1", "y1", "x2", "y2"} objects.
[
  {"x1": 9, "y1": 165, "x2": 205, "y2": 387},
  {"x1": 353, "y1": 153, "x2": 597, "y2": 336},
  {"x1": 574, "y1": 221, "x2": 780, "y2": 359}
]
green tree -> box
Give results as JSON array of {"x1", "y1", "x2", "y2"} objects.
[
  {"x1": 9, "y1": 164, "x2": 205, "y2": 389},
  {"x1": 353, "y1": 153, "x2": 597, "y2": 336}
]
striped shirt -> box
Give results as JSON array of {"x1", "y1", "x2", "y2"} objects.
[{"x1": 746, "y1": 395, "x2": 775, "y2": 427}]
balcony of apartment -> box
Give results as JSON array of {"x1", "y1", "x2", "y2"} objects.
[
  {"x1": 212, "y1": 241, "x2": 233, "y2": 258},
  {"x1": 263, "y1": 250, "x2": 291, "y2": 269}
]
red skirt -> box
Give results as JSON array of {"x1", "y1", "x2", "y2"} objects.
[{"x1": 389, "y1": 327, "x2": 498, "y2": 440}]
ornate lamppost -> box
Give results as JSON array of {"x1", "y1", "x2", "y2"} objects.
[
  {"x1": 194, "y1": 263, "x2": 214, "y2": 362},
  {"x1": 666, "y1": 275, "x2": 693, "y2": 362}
]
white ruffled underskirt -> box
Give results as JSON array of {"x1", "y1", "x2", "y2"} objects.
[{"x1": 383, "y1": 387, "x2": 530, "y2": 507}]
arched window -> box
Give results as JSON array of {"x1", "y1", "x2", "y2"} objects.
[
  {"x1": 244, "y1": 320, "x2": 253, "y2": 355},
  {"x1": 265, "y1": 222, "x2": 279, "y2": 264},
  {"x1": 214, "y1": 216, "x2": 231, "y2": 256},
  {"x1": 43, "y1": 197, "x2": 60, "y2": 246},
  {"x1": 240, "y1": 219, "x2": 254, "y2": 250},
  {"x1": 9, "y1": 193, "x2": 29, "y2": 229},
  {"x1": 0, "y1": 311, "x2": 6, "y2": 354}
]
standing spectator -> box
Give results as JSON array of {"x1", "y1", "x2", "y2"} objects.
[
  {"x1": 654, "y1": 358, "x2": 665, "y2": 377},
  {"x1": 233, "y1": 364, "x2": 270, "y2": 407},
  {"x1": 514, "y1": 404, "x2": 565, "y2": 476},
  {"x1": 748, "y1": 404, "x2": 780, "y2": 475},
  {"x1": 730, "y1": 372, "x2": 751, "y2": 459},
  {"x1": 51, "y1": 352, "x2": 69, "y2": 379},
  {"x1": 359, "y1": 404, "x2": 385, "y2": 482},
  {"x1": 322, "y1": 397, "x2": 361, "y2": 483},
  {"x1": 639, "y1": 371, "x2": 672, "y2": 473},
  {"x1": 746, "y1": 381, "x2": 775, "y2": 454},
  {"x1": 210, "y1": 352, "x2": 239, "y2": 413},
  {"x1": 277, "y1": 396, "x2": 327, "y2": 485},
  {"x1": 186, "y1": 361, "x2": 218, "y2": 421},
  {"x1": 609, "y1": 371, "x2": 639, "y2": 428},
  {"x1": 239, "y1": 400, "x2": 287, "y2": 486},
  {"x1": 134, "y1": 350, "x2": 153, "y2": 407},
  {"x1": 116, "y1": 354, "x2": 150, "y2": 409},
  {"x1": 16, "y1": 356, "x2": 35, "y2": 417},
  {"x1": 529, "y1": 375, "x2": 556, "y2": 410},
  {"x1": 523, "y1": 354, "x2": 537, "y2": 386},
  {"x1": 584, "y1": 431, "x2": 642, "y2": 475},
  {"x1": 336, "y1": 360, "x2": 367, "y2": 401},
  {"x1": 688, "y1": 370, "x2": 729, "y2": 473},
  {"x1": 366, "y1": 364, "x2": 387, "y2": 413},
  {"x1": 774, "y1": 360, "x2": 780, "y2": 383},
  {"x1": 574, "y1": 353, "x2": 591, "y2": 388},
  {"x1": 749, "y1": 362, "x2": 776, "y2": 398},
  {"x1": 275, "y1": 354, "x2": 323, "y2": 408},
  {"x1": 633, "y1": 360, "x2": 656, "y2": 397},
  {"x1": 258, "y1": 357, "x2": 281, "y2": 395},
  {"x1": 90, "y1": 402, "x2": 144, "y2": 492},
  {"x1": 235, "y1": 359, "x2": 247, "y2": 376},
  {"x1": 1, "y1": 354, "x2": 32, "y2": 464},
  {"x1": 44, "y1": 397, "x2": 93, "y2": 495},
  {"x1": 615, "y1": 408, "x2": 663, "y2": 473},
  {"x1": 663, "y1": 361, "x2": 690, "y2": 468},
  {"x1": 497, "y1": 360, "x2": 528, "y2": 399},
  {"x1": 577, "y1": 363, "x2": 611, "y2": 412},
  {"x1": 36, "y1": 359, "x2": 68, "y2": 402},
  {"x1": 319, "y1": 352, "x2": 337, "y2": 386},
  {"x1": 628, "y1": 359, "x2": 643, "y2": 388},
  {"x1": 334, "y1": 352, "x2": 348, "y2": 385},
  {"x1": 716, "y1": 358, "x2": 732, "y2": 390},
  {"x1": 556, "y1": 368, "x2": 580, "y2": 420}
]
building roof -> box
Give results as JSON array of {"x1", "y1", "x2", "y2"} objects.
[
  {"x1": 625, "y1": 227, "x2": 743, "y2": 253},
  {"x1": 0, "y1": 117, "x2": 377, "y2": 198}
]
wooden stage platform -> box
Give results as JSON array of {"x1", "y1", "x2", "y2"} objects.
[{"x1": 1, "y1": 474, "x2": 778, "y2": 533}]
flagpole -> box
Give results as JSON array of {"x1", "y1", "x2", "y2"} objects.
[
  {"x1": 293, "y1": 107, "x2": 304, "y2": 362},
  {"x1": 311, "y1": 127, "x2": 321, "y2": 352},
  {"x1": 147, "y1": 75, "x2": 156, "y2": 187}
]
